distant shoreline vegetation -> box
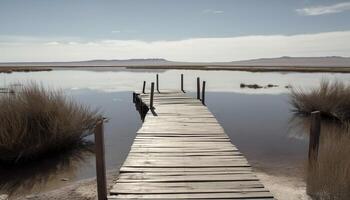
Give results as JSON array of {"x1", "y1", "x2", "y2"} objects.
[
  {"x1": 2, "y1": 65, "x2": 350, "y2": 73},
  {"x1": 0, "y1": 67, "x2": 52, "y2": 74},
  {"x1": 0, "y1": 83, "x2": 101, "y2": 164}
]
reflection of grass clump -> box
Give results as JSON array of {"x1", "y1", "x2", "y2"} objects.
[
  {"x1": 290, "y1": 80, "x2": 350, "y2": 122},
  {"x1": 0, "y1": 83, "x2": 101, "y2": 164},
  {"x1": 307, "y1": 124, "x2": 350, "y2": 200}
]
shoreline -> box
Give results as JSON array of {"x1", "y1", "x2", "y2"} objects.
[{"x1": 1, "y1": 65, "x2": 350, "y2": 73}]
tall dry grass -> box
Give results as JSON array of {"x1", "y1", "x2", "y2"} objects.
[
  {"x1": 289, "y1": 79, "x2": 350, "y2": 122},
  {"x1": 307, "y1": 124, "x2": 350, "y2": 200},
  {"x1": 0, "y1": 83, "x2": 101, "y2": 164}
]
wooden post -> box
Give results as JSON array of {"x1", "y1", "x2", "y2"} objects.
[
  {"x1": 181, "y1": 74, "x2": 184, "y2": 92},
  {"x1": 202, "y1": 81, "x2": 206, "y2": 105},
  {"x1": 150, "y1": 82, "x2": 155, "y2": 109},
  {"x1": 156, "y1": 74, "x2": 159, "y2": 93},
  {"x1": 132, "y1": 92, "x2": 136, "y2": 103},
  {"x1": 94, "y1": 120, "x2": 107, "y2": 200},
  {"x1": 309, "y1": 111, "x2": 321, "y2": 163},
  {"x1": 197, "y1": 77, "x2": 200, "y2": 100},
  {"x1": 142, "y1": 81, "x2": 146, "y2": 94}
]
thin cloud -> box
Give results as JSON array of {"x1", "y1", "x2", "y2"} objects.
[
  {"x1": 1, "y1": 31, "x2": 350, "y2": 62},
  {"x1": 202, "y1": 9, "x2": 224, "y2": 14},
  {"x1": 296, "y1": 2, "x2": 350, "y2": 16},
  {"x1": 111, "y1": 30, "x2": 121, "y2": 33}
]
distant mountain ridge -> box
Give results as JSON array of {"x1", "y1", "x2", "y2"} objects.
[
  {"x1": 226, "y1": 56, "x2": 350, "y2": 67},
  {"x1": 0, "y1": 57, "x2": 349, "y2": 67}
]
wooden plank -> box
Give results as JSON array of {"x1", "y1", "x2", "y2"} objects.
[
  {"x1": 109, "y1": 192, "x2": 273, "y2": 199},
  {"x1": 108, "y1": 90, "x2": 273, "y2": 199}
]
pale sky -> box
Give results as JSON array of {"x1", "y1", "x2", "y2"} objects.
[{"x1": 1, "y1": 0, "x2": 350, "y2": 62}]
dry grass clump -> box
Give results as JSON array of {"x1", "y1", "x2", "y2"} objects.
[
  {"x1": 0, "y1": 83, "x2": 100, "y2": 164},
  {"x1": 289, "y1": 79, "x2": 350, "y2": 121},
  {"x1": 307, "y1": 124, "x2": 350, "y2": 200}
]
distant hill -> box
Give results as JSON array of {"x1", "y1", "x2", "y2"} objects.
[
  {"x1": 226, "y1": 56, "x2": 350, "y2": 67},
  {"x1": 0, "y1": 57, "x2": 349, "y2": 67}
]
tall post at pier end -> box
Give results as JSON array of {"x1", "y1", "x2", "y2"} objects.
[
  {"x1": 142, "y1": 81, "x2": 146, "y2": 94},
  {"x1": 181, "y1": 74, "x2": 184, "y2": 92},
  {"x1": 202, "y1": 81, "x2": 206, "y2": 105},
  {"x1": 156, "y1": 74, "x2": 159, "y2": 93},
  {"x1": 197, "y1": 77, "x2": 200, "y2": 100},
  {"x1": 150, "y1": 82, "x2": 155, "y2": 109}
]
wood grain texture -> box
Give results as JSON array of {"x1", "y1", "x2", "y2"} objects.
[{"x1": 108, "y1": 90, "x2": 274, "y2": 199}]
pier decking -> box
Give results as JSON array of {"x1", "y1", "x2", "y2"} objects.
[{"x1": 108, "y1": 90, "x2": 274, "y2": 199}]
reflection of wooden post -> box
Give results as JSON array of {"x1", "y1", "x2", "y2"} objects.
[
  {"x1": 309, "y1": 111, "x2": 321, "y2": 163},
  {"x1": 197, "y1": 77, "x2": 200, "y2": 100},
  {"x1": 95, "y1": 120, "x2": 107, "y2": 200},
  {"x1": 142, "y1": 81, "x2": 146, "y2": 94},
  {"x1": 156, "y1": 74, "x2": 159, "y2": 93},
  {"x1": 202, "y1": 81, "x2": 206, "y2": 105},
  {"x1": 181, "y1": 74, "x2": 184, "y2": 92},
  {"x1": 150, "y1": 82, "x2": 155, "y2": 109}
]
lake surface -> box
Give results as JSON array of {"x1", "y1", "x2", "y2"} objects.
[{"x1": 1, "y1": 68, "x2": 350, "y2": 197}]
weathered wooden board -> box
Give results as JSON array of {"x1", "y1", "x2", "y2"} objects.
[{"x1": 108, "y1": 90, "x2": 273, "y2": 199}]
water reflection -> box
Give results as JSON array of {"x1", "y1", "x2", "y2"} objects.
[
  {"x1": 1, "y1": 69, "x2": 350, "y2": 94},
  {"x1": 205, "y1": 92, "x2": 309, "y2": 176}
]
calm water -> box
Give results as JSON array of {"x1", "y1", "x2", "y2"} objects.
[{"x1": 1, "y1": 68, "x2": 350, "y2": 196}]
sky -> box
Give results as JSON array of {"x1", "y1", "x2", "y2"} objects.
[{"x1": 1, "y1": 0, "x2": 350, "y2": 62}]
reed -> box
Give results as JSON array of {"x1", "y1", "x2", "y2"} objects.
[
  {"x1": 307, "y1": 124, "x2": 350, "y2": 200},
  {"x1": 0, "y1": 83, "x2": 101, "y2": 164},
  {"x1": 289, "y1": 79, "x2": 350, "y2": 122}
]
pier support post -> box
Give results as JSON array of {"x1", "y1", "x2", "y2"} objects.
[
  {"x1": 156, "y1": 74, "x2": 159, "y2": 93},
  {"x1": 197, "y1": 77, "x2": 200, "y2": 100},
  {"x1": 150, "y1": 82, "x2": 155, "y2": 109},
  {"x1": 94, "y1": 120, "x2": 107, "y2": 200},
  {"x1": 309, "y1": 111, "x2": 321, "y2": 164},
  {"x1": 132, "y1": 92, "x2": 136, "y2": 103},
  {"x1": 202, "y1": 81, "x2": 206, "y2": 105},
  {"x1": 181, "y1": 74, "x2": 184, "y2": 92},
  {"x1": 142, "y1": 81, "x2": 146, "y2": 94}
]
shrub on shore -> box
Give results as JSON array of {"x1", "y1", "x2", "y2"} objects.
[
  {"x1": 289, "y1": 80, "x2": 350, "y2": 121},
  {"x1": 0, "y1": 83, "x2": 101, "y2": 164}
]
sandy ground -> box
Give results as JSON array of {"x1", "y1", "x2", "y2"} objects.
[
  {"x1": 3, "y1": 169, "x2": 312, "y2": 200},
  {"x1": 256, "y1": 171, "x2": 311, "y2": 200},
  {"x1": 10, "y1": 170, "x2": 119, "y2": 200}
]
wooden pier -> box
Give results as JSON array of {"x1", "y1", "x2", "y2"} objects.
[{"x1": 108, "y1": 86, "x2": 274, "y2": 199}]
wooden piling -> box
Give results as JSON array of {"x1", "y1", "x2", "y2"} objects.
[
  {"x1": 309, "y1": 111, "x2": 321, "y2": 163},
  {"x1": 94, "y1": 120, "x2": 107, "y2": 200},
  {"x1": 156, "y1": 74, "x2": 159, "y2": 93},
  {"x1": 181, "y1": 74, "x2": 184, "y2": 92},
  {"x1": 142, "y1": 81, "x2": 146, "y2": 94},
  {"x1": 150, "y1": 82, "x2": 155, "y2": 109},
  {"x1": 132, "y1": 92, "x2": 136, "y2": 103},
  {"x1": 197, "y1": 77, "x2": 200, "y2": 100},
  {"x1": 202, "y1": 81, "x2": 206, "y2": 105}
]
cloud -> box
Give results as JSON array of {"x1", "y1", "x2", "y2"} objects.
[
  {"x1": 202, "y1": 9, "x2": 224, "y2": 14},
  {"x1": 111, "y1": 30, "x2": 121, "y2": 33},
  {"x1": 296, "y1": 2, "x2": 350, "y2": 16},
  {"x1": 1, "y1": 31, "x2": 350, "y2": 62}
]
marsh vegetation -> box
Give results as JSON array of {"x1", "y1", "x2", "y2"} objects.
[
  {"x1": 0, "y1": 83, "x2": 101, "y2": 164},
  {"x1": 289, "y1": 80, "x2": 350, "y2": 200},
  {"x1": 290, "y1": 80, "x2": 350, "y2": 122}
]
